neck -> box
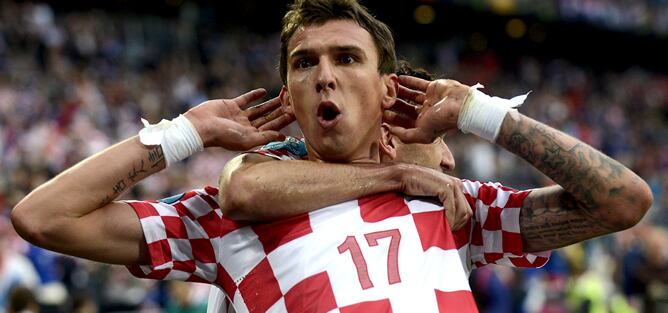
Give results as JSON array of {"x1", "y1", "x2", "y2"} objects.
[{"x1": 305, "y1": 141, "x2": 381, "y2": 164}]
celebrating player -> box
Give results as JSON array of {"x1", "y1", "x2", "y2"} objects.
[{"x1": 11, "y1": 0, "x2": 651, "y2": 312}]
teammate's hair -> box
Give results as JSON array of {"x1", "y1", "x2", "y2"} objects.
[
  {"x1": 395, "y1": 59, "x2": 435, "y2": 81},
  {"x1": 8, "y1": 287, "x2": 38, "y2": 313},
  {"x1": 279, "y1": 0, "x2": 396, "y2": 84}
]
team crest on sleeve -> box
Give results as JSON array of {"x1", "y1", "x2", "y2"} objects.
[{"x1": 158, "y1": 193, "x2": 185, "y2": 204}]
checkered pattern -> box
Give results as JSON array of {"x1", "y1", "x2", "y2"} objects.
[
  {"x1": 452, "y1": 180, "x2": 550, "y2": 275},
  {"x1": 129, "y1": 190, "x2": 479, "y2": 313},
  {"x1": 251, "y1": 137, "x2": 549, "y2": 274},
  {"x1": 127, "y1": 187, "x2": 549, "y2": 313},
  {"x1": 127, "y1": 138, "x2": 549, "y2": 313}
]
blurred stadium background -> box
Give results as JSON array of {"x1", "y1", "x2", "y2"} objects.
[{"x1": 1, "y1": 0, "x2": 668, "y2": 312}]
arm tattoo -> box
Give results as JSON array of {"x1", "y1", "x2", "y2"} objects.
[
  {"x1": 499, "y1": 114, "x2": 626, "y2": 221},
  {"x1": 128, "y1": 160, "x2": 146, "y2": 183},
  {"x1": 148, "y1": 146, "x2": 164, "y2": 168},
  {"x1": 98, "y1": 195, "x2": 112, "y2": 208},
  {"x1": 112, "y1": 179, "x2": 127, "y2": 194},
  {"x1": 99, "y1": 146, "x2": 164, "y2": 206},
  {"x1": 520, "y1": 188, "x2": 613, "y2": 252},
  {"x1": 498, "y1": 114, "x2": 638, "y2": 251}
]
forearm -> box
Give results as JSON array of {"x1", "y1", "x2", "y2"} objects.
[
  {"x1": 220, "y1": 155, "x2": 403, "y2": 221},
  {"x1": 497, "y1": 112, "x2": 652, "y2": 232},
  {"x1": 15, "y1": 136, "x2": 165, "y2": 219},
  {"x1": 519, "y1": 186, "x2": 609, "y2": 252}
]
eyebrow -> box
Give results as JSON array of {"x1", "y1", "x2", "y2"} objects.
[{"x1": 289, "y1": 45, "x2": 367, "y2": 60}]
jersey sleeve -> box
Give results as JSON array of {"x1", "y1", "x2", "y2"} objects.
[
  {"x1": 458, "y1": 180, "x2": 551, "y2": 270},
  {"x1": 250, "y1": 136, "x2": 307, "y2": 160},
  {"x1": 207, "y1": 286, "x2": 235, "y2": 313},
  {"x1": 124, "y1": 186, "x2": 228, "y2": 284}
]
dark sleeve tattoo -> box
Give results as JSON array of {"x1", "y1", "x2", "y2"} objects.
[
  {"x1": 497, "y1": 113, "x2": 643, "y2": 252},
  {"x1": 520, "y1": 187, "x2": 613, "y2": 252}
]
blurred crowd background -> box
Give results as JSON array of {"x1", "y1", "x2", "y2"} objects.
[{"x1": 1, "y1": 0, "x2": 668, "y2": 312}]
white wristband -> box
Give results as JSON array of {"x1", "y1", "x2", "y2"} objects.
[
  {"x1": 457, "y1": 84, "x2": 529, "y2": 142},
  {"x1": 138, "y1": 115, "x2": 203, "y2": 166}
]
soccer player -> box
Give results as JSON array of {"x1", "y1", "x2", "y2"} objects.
[
  {"x1": 11, "y1": 0, "x2": 651, "y2": 312},
  {"x1": 218, "y1": 0, "x2": 651, "y2": 255},
  {"x1": 11, "y1": 2, "x2": 482, "y2": 309},
  {"x1": 210, "y1": 0, "x2": 652, "y2": 310}
]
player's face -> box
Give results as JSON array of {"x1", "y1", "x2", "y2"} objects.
[
  {"x1": 395, "y1": 137, "x2": 455, "y2": 173},
  {"x1": 280, "y1": 19, "x2": 396, "y2": 163}
]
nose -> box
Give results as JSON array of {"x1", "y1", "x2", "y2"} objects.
[{"x1": 315, "y1": 58, "x2": 336, "y2": 93}]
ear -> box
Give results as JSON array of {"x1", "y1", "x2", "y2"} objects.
[
  {"x1": 381, "y1": 74, "x2": 399, "y2": 110},
  {"x1": 379, "y1": 123, "x2": 397, "y2": 161},
  {"x1": 279, "y1": 85, "x2": 294, "y2": 115}
]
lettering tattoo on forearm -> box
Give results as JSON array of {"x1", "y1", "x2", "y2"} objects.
[
  {"x1": 112, "y1": 179, "x2": 127, "y2": 194},
  {"x1": 98, "y1": 196, "x2": 112, "y2": 208},
  {"x1": 128, "y1": 160, "x2": 146, "y2": 183},
  {"x1": 148, "y1": 146, "x2": 164, "y2": 168},
  {"x1": 99, "y1": 146, "x2": 164, "y2": 207}
]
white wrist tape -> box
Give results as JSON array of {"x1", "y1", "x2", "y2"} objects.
[
  {"x1": 138, "y1": 115, "x2": 203, "y2": 166},
  {"x1": 457, "y1": 83, "x2": 529, "y2": 142}
]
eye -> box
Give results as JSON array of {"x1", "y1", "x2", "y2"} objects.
[
  {"x1": 295, "y1": 58, "x2": 314, "y2": 69},
  {"x1": 337, "y1": 54, "x2": 356, "y2": 65}
]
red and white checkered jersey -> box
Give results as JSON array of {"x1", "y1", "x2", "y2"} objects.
[
  {"x1": 253, "y1": 137, "x2": 550, "y2": 275},
  {"x1": 127, "y1": 189, "x2": 477, "y2": 312},
  {"x1": 126, "y1": 184, "x2": 549, "y2": 313}
]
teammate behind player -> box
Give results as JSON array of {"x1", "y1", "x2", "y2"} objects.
[{"x1": 11, "y1": 0, "x2": 652, "y2": 312}]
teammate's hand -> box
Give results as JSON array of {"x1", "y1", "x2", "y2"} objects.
[
  {"x1": 184, "y1": 89, "x2": 294, "y2": 151},
  {"x1": 383, "y1": 97, "x2": 418, "y2": 129},
  {"x1": 389, "y1": 76, "x2": 469, "y2": 144},
  {"x1": 398, "y1": 164, "x2": 472, "y2": 231}
]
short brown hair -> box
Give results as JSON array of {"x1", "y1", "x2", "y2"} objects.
[
  {"x1": 279, "y1": 0, "x2": 396, "y2": 84},
  {"x1": 396, "y1": 59, "x2": 436, "y2": 80}
]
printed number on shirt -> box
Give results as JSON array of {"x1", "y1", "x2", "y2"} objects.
[{"x1": 337, "y1": 229, "x2": 402, "y2": 290}]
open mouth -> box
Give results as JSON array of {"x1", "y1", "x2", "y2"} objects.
[{"x1": 317, "y1": 101, "x2": 342, "y2": 129}]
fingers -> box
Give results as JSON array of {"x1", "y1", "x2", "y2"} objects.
[
  {"x1": 383, "y1": 110, "x2": 416, "y2": 129},
  {"x1": 444, "y1": 183, "x2": 457, "y2": 230},
  {"x1": 387, "y1": 98, "x2": 419, "y2": 119},
  {"x1": 234, "y1": 88, "x2": 268, "y2": 109},
  {"x1": 388, "y1": 126, "x2": 434, "y2": 144},
  {"x1": 250, "y1": 103, "x2": 286, "y2": 128},
  {"x1": 445, "y1": 202, "x2": 457, "y2": 231},
  {"x1": 246, "y1": 97, "x2": 282, "y2": 120},
  {"x1": 399, "y1": 75, "x2": 430, "y2": 92},
  {"x1": 243, "y1": 130, "x2": 286, "y2": 149},
  {"x1": 251, "y1": 107, "x2": 282, "y2": 128},
  {"x1": 259, "y1": 113, "x2": 295, "y2": 131},
  {"x1": 442, "y1": 180, "x2": 472, "y2": 231},
  {"x1": 398, "y1": 85, "x2": 426, "y2": 105},
  {"x1": 452, "y1": 185, "x2": 473, "y2": 231}
]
